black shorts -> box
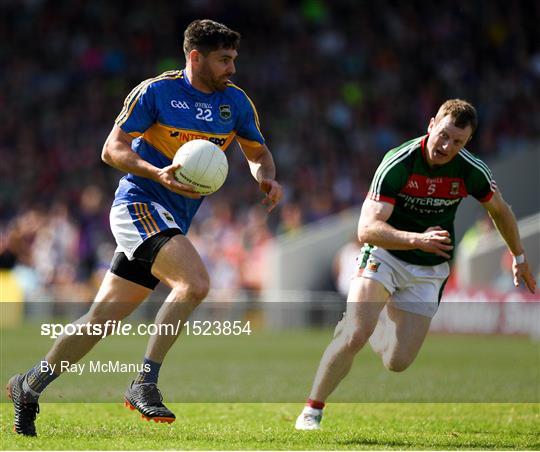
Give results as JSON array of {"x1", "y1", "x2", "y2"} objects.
[{"x1": 109, "y1": 229, "x2": 181, "y2": 289}]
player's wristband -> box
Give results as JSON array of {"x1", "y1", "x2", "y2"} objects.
[{"x1": 513, "y1": 254, "x2": 525, "y2": 265}]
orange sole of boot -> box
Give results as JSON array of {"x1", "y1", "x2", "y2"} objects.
[{"x1": 124, "y1": 400, "x2": 175, "y2": 424}]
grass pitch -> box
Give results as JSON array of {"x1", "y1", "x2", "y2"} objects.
[
  {"x1": 1, "y1": 321, "x2": 539, "y2": 449},
  {"x1": 1, "y1": 402, "x2": 538, "y2": 450}
]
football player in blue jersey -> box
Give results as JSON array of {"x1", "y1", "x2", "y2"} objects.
[{"x1": 7, "y1": 19, "x2": 283, "y2": 436}]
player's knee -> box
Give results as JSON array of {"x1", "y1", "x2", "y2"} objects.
[
  {"x1": 171, "y1": 277, "x2": 209, "y2": 304},
  {"x1": 187, "y1": 278, "x2": 210, "y2": 303},
  {"x1": 383, "y1": 355, "x2": 412, "y2": 373}
]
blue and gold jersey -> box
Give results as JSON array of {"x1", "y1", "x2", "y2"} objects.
[{"x1": 112, "y1": 69, "x2": 264, "y2": 233}]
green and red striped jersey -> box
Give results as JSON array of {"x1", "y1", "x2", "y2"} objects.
[{"x1": 367, "y1": 135, "x2": 497, "y2": 265}]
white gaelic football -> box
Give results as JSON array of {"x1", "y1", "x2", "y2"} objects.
[{"x1": 173, "y1": 139, "x2": 228, "y2": 195}]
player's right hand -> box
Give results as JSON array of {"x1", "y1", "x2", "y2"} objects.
[
  {"x1": 259, "y1": 179, "x2": 283, "y2": 212},
  {"x1": 513, "y1": 259, "x2": 536, "y2": 294},
  {"x1": 415, "y1": 226, "x2": 453, "y2": 259},
  {"x1": 155, "y1": 163, "x2": 201, "y2": 199}
]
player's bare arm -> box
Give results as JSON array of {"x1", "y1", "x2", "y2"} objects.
[
  {"x1": 102, "y1": 125, "x2": 201, "y2": 199},
  {"x1": 358, "y1": 199, "x2": 453, "y2": 259},
  {"x1": 238, "y1": 141, "x2": 283, "y2": 211},
  {"x1": 482, "y1": 190, "x2": 536, "y2": 293}
]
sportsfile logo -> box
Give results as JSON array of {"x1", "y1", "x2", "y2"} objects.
[{"x1": 40, "y1": 320, "x2": 252, "y2": 339}]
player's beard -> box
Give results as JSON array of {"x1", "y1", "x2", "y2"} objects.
[{"x1": 199, "y1": 62, "x2": 229, "y2": 92}]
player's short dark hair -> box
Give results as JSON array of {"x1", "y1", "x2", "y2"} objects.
[
  {"x1": 436, "y1": 99, "x2": 478, "y2": 133},
  {"x1": 183, "y1": 19, "x2": 241, "y2": 58}
]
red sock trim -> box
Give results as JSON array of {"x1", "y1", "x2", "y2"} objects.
[{"x1": 306, "y1": 398, "x2": 325, "y2": 409}]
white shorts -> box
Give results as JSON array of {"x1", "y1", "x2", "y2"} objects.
[
  {"x1": 357, "y1": 246, "x2": 450, "y2": 318},
  {"x1": 110, "y1": 202, "x2": 181, "y2": 260}
]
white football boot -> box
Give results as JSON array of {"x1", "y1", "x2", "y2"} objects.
[{"x1": 295, "y1": 406, "x2": 323, "y2": 430}]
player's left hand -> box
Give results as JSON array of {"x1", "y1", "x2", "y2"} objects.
[
  {"x1": 259, "y1": 179, "x2": 283, "y2": 212},
  {"x1": 513, "y1": 259, "x2": 536, "y2": 294}
]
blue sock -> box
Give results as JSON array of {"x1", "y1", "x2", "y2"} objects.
[
  {"x1": 23, "y1": 360, "x2": 59, "y2": 397},
  {"x1": 134, "y1": 357, "x2": 161, "y2": 385}
]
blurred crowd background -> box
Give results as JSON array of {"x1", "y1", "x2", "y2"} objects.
[{"x1": 1, "y1": 0, "x2": 539, "y2": 302}]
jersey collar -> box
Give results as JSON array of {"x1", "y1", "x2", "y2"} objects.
[{"x1": 421, "y1": 134, "x2": 429, "y2": 164}]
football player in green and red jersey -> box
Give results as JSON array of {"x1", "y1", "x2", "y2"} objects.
[{"x1": 296, "y1": 99, "x2": 536, "y2": 430}]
